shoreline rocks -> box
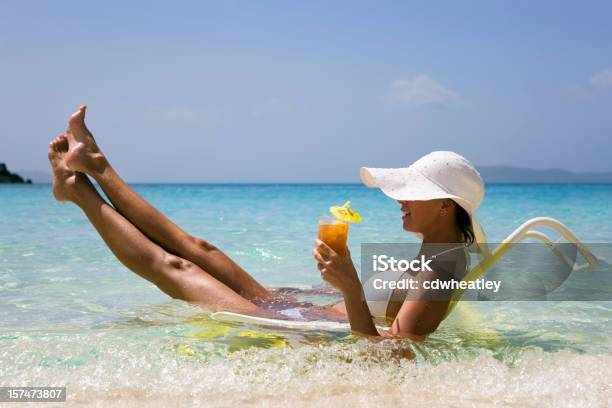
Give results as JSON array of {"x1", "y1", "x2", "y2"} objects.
[{"x1": 0, "y1": 163, "x2": 32, "y2": 184}]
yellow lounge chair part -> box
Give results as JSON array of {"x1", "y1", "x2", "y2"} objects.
[{"x1": 443, "y1": 216, "x2": 599, "y2": 319}]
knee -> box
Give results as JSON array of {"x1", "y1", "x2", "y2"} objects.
[
  {"x1": 190, "y1": 236, "x2": 218, "y2": 252},
  {"x1": 151, "y1": 254, "x2": 199, "y2": 300},
  {"x1": 162, "y1": 253, "x2": 196, "y2": 274}
]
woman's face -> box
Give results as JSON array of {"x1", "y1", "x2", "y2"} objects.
[{"x1": 397, "y1": 199, "x2": 446, "y2": 233}]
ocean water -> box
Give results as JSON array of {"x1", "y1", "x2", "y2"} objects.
[{"x1": 1, "y1": 183, "x2": 611, "y2": 407}]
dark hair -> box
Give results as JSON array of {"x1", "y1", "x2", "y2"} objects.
[{"x1": 454, "y1": 203, "x2": 475, "y2": 244}]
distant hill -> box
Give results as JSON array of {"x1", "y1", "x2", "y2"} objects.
[
  {"x1": 478, "y1": 166, "x2": 612, "y2": 183},
  {"x1": 0, "y1": 163, "x2": 32, "y2": 184}
]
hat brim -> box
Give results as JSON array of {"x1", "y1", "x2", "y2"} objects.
[{"x1": 360, "y1": 167, "x2": 490, "y2": 257}]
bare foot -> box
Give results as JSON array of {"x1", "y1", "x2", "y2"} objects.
[
  {"x1": 48, "y1": 134, "x2": 77, "y2": 202},
  {"x1": 65, "y1": 105, "x2": 107, "y2": 175}
]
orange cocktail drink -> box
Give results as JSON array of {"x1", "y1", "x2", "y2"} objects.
[{"x1": 318, "y1": 216, "x2": 349, "y2": 257}]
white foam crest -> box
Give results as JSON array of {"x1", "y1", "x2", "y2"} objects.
[{"x1": 1, "y1": 332, "x2": 610, "y2": 407}]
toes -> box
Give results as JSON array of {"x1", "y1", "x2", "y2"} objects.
[
  {"x1": 69, "y1": 105, "x2": 89, "y2": 132},
  {"x1": 68, "y1": 106, "x2": 81, "y2": 122},
  {"x1": 48, "y1": 134, "x2": 66, "y2": 157},
  {"x1": 52, "y1": 134, "x2": 64, "y2": 152},
  {"x1": 48, "y1": 142, "x2": 58, "y2": 160},
  {"x1": 57, "y1": 135, "x2": 69, "y2": 152}
]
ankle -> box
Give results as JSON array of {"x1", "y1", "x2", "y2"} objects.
[
  {"x1": 89, "y1": 154, "x2": 111, "y2": 179},
  {"x1": 70, "y1": 173, "x2": 94, "y2": 206}
]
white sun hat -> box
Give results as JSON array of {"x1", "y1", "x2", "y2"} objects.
[{"x1": 360, "y1": 151, "x2": 490, "y2": 257}]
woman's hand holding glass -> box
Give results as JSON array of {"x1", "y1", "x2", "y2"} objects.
[{"x1": 312, "y1": 239, "x2": 359, "y2": 293}]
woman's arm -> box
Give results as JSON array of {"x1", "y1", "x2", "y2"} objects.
[
  {"x1": 387, "y1": 267, "x2": 453, "y2": 337},
  {"x1": 387, "y1": 300, "x2": 447, "y2": 339},
  {"x1": 312, "y1": 239, "x2": 378, "y2": 336},
  {"x1": 313, "y1": 240, "x2": 448, "y2": 340},
  {"x1": 339, "y1": 278, "x2": 380, "y2": 336}
]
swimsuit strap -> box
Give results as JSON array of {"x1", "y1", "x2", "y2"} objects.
[{"x1": 429, "y1": 244, "x2": 468, "y2": 259}]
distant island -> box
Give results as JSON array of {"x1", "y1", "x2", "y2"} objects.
[
  {"x1": 478, "y1": 166, "x2": 612, "y2": 184},
  {"x1": 0, "y1": 163, "x2": 32, "y2": 184}
]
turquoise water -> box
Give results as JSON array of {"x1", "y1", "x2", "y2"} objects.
[{"x1": 1, "y1": 183, "x2": 611, "y2": 407}]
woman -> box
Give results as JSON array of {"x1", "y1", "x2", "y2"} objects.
[
  {"x1": 315, "y1": 152, "x2": 488, "y2": 339},
  {"x1": 48, "y1": 106, "x2": 486, "y2": 340}
]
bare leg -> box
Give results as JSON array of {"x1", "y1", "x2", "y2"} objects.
[
  {"x1": 49, "y1": 134, "x2": 259, "y2": 314},
  {"x1": 64, "y1": 106, "x2": 269, "y2": 301}
]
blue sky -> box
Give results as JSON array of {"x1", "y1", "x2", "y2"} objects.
[{"x1": 1, "y1": 0, "x2": 611, "y2": 182}]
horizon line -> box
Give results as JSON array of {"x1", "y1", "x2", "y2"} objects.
[{"x1": 8, "y1": 181, "x2": 612, "y2": 186}]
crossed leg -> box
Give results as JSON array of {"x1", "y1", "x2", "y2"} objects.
[
  {"x1": 48, "y1": 134, "x2": 260, "y2": 314},
  {"x1": 63, "y1": 106, "x2": 269, "y2": 301}
]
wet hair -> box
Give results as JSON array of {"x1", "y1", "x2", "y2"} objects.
[{"x1": 454, "y1": 203, "x2": 475, "y2": 244}]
